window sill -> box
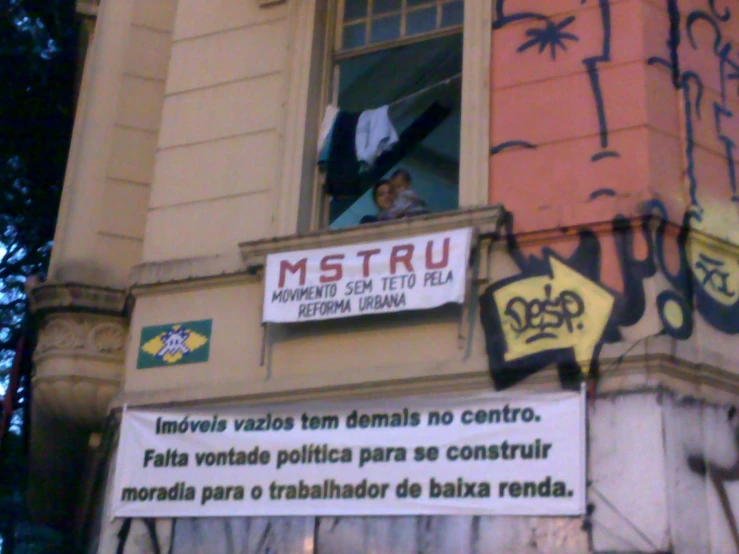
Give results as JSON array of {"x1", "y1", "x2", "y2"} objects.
[
  {"x1": 240, "y1": 204, "x2": 504, "y2": 267},
  {"x1": 128, "y1": 205, "x2": 504, "y2": 291}
]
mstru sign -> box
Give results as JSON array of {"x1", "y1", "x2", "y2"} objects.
[{"x1": 263, "y1": 229, "x2": 473, "y2": 323}]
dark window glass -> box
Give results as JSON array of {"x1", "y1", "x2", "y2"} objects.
[
  {"x1": 373, "y1": 0, "x2": 402, "y2": 15},
  {"x1": 343, "y1": 0, "x2": 368, "y2": 21},
  {"x1": 370, "y1": 15, "x2": 401, "y2": 43},
  {"x1": 407, "y1": 6, "x2": 437, "y2": 36},
  {"x1": 343, "y1": 22, "x2": 367, "y2": 49},
  {"x1": 441, "y1": 1, "x2": 464, "y2": 27}
]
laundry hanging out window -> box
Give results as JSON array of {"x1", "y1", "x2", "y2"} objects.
[
  {"x1": 321, "y1": 0, "x2": 464, "y2": 229},
  {"x1": 340, "y1": 0, "x2": 464, "y2": 51}
]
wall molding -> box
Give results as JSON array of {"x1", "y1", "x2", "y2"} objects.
[
  {"x1": 113, "y1": 347, "x2": 739, "y2": 411},
  {"x1": 27, "y1": 281, "x2": 127, "y2": 316},
  {"x1": 28, "y1": 282, "x2": 129, "y2": 428}
]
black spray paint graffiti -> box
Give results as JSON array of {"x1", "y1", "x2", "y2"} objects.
[
  {"x1": 479, "y1": 212, "x2": 657, "y2": 390},
  {"x1": 645, "y1": 0, "x2": 739, "y2": 333},
  {"x1": 504, "y1": 285, "x2": 586, "y2": 343},
  {"x1": 482, "y1": 0, "x2": 739, "y2": 390},
  {"x1": 687, "y1": 406, "x2": 739, "y2": 552},
  {"x1": 695, "y1": 254, "x2": 735, "y2": 299},
  {"x1": 116, "y1": 518, "x2": 168, "y2": 554},
  {"x1": 648, "y1": 201, "x2": 738, "y2": 335},
  {"x1": 491, "y1": 0, "x2": 619, "y2": 162},
  {"x1": 479, "y1": 203, "x2": 736, "y2": 390},
  {"x1": 648, "y1": 0, "x2": 739, "y2": 208}
]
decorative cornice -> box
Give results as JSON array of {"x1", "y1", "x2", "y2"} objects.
[
  {"x1": 27, "y1": 282, "x2": 127, "y2": 316},
  {"x1": 111, "y1": 344, "x2": 739, "y2": 410},
  {"x1": 129, "y1": 253, "x2": 248, "y2": 291},
  {"x1": 90, "y1": 322, "x2": 126, "y2": 354},
  {"x1": 35, "y1": 319, "x2": 84, "y2": 354},
  {"x1": 34, "y1": 315, "x2": 126, "y2": 362},
  {"x1": 32, "y1": 312, "x2": 127, "y2": 427}
]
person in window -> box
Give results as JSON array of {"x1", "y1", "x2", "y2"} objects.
[
  {"x1": 359, "y1": 179, "x2": 394, "y2": 224},
  {"x1": 379, "y1": 169, "x2": 430, "y2": 220}
]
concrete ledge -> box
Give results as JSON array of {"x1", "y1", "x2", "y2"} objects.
[
  {"x1": 129, "y1": 253, "x2": 248, "y2": 290},
  {"x1": 239, "y1": 204, "x2": 504, "y2": 266},
  {"x1": 127, "y1": 205, "x2": 504, "y2": 290},
  {"x1": 111, "y1": 347, "x2": 739, "y2": 410},
  {"x1": 27, "y1": 281, "x2": 127, "y2": 316}
]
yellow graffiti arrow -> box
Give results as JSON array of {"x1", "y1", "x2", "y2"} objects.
[{"x1": 492, "y1": 256, "x2": 615, "y2": 375}]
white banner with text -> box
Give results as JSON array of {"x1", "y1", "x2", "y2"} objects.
[
  {"x1": 262, "y1": 228, "x2": 473, "y2": 323},
  {"x1": 111, "y1": 390, "x2": 586, "y2": 518}
]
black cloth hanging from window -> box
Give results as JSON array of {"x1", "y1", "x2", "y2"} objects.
[{"x1": 325, "y1": 110, "x2": 361, "y2": 196}]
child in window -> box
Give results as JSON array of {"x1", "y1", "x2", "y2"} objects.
[{"x1": 378, "y1": 169, "x2": 430, "y2": 220}]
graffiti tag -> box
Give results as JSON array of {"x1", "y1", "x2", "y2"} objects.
[
  {"x1": 489, "y1": 254, "x2": 615, "y2": 376},
  {"x1": 504, "y1": 285, "x2": 585, "y2": 344},
  {"x1": 694, "y1": 253, "x2": 736, "y2": 300}
]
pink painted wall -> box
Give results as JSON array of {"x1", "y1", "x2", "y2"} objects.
[
  {"x1": 488, "y1": 0, "x2": 739, "y2": 297},
  {"x1": 478, "y1": 0, "x2": 738, "y2": 406},
  {"x1": 490, "y1": 0, "x2": 739, "y2": 234}
]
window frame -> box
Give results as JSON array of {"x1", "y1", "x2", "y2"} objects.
[
  {"x1": 271, "y1": 0, "x2": 490, "y2": 237},
  {"x1": 336, "y1": 0, "x2": 465, "y2": 57}
]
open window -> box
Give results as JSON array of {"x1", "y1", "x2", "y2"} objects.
[{"x1": 318, "y1": 0, "x2": 464, "y2": 229}]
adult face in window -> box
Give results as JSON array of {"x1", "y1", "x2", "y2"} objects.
[{"x1": 373, "y1": 181, "x2": 394, "y2": 212}]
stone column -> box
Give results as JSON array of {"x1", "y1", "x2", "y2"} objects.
[{"x1": 48, "y1": 0, "x2": 136, "y2": 287}]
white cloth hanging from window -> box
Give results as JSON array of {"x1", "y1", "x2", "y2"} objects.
[{"x1": 355, "y1": 105, "x2": 398, "y2": 166}]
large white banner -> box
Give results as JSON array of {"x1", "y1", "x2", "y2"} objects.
[
  {"x1": 111, "y1": 391, "x2": 586, "y2": 518},
  {"x1": 262, "y1": 228, "x2": 473, "y2": 323}
]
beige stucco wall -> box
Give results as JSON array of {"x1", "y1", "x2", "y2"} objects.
[
  {"x1": 142, "y1": 1, "x2": 291, "y2": 262},
  {"x1": 49, "y1": 0, "x2": 177, "y2": 288},
  {"x1": 51, "y1": 0, "x2": 492, "y2": 280},
  {"x1": 124, "y1": 277, "x2": 487, "y2": 402}
]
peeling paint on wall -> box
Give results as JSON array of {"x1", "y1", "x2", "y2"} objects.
[{"x1": 664, "y1": 394, "x2": 739, "y2": 553}]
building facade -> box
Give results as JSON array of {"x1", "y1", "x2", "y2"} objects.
[{"x1": 25, "y1": 0, "x2": 739, "y2": 552}]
